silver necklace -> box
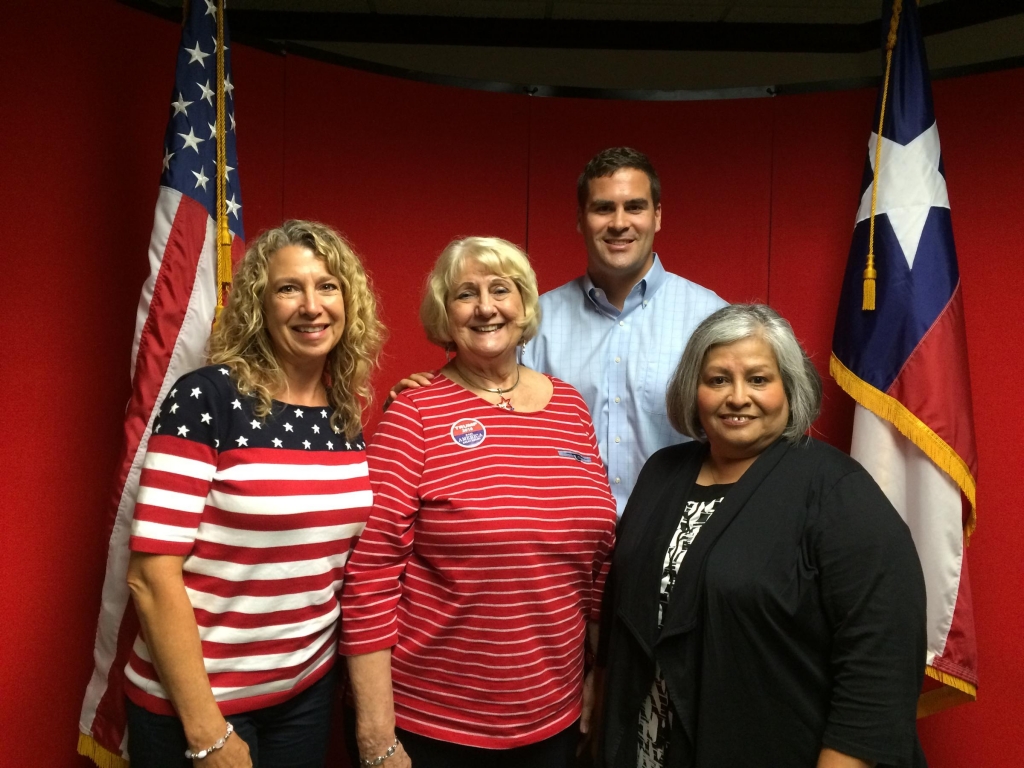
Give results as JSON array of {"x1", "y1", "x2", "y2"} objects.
[{"x1": 455, "y1": 364, "x2": 521, "y2": 411}]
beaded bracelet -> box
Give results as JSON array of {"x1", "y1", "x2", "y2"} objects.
[
  {"x1": 360, "y1": 736, "x2": 400, "y2": 767},
  {"x1": 184, "y1": 721, "x2": 234, "y2": 761}
]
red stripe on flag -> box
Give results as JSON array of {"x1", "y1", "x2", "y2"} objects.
[
  {"x1": 931, "y1": 523, "x2": 979, "y2": 684},
  {"x1": 108, "y1": 198, "x2": 211, "y2": 523},
  {"x1": 887, "y1": 285, "x2": 979, "y2": 485},
  {"x1": 90, "y1": 196, "x2": 210, "y2": 749}
]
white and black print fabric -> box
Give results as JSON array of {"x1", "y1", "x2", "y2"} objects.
[{"x1": 637, "y1": 483, "x2": 732, "y2": 768}]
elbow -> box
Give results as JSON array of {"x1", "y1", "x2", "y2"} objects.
[
  {"x1": 125, "y1": 555, "x2": 153, "y2": 604},
  {"x1": 126, "y1": 552, "x2": 179, "y2": 609}
]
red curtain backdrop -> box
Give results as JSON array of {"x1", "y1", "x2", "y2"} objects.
[{"x1": 2, "y1": 2, "x2": 1021, "y2": 766}]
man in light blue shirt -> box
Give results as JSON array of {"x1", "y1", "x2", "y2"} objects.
[{"x1": 522, "y1": 148, "x2": 726, "y2": 516}]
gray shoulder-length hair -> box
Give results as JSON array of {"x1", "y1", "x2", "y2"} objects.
[{"x1": 666, "y1": 304, "x2": 822, "y2": 442}]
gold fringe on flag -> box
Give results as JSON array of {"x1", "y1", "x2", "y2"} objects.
[
  {"x1": 919, "y1": 668, "x2": 977, "y2": 717},
  {"x1": 830, "y1": 352, "x2": 980, "y2": 713},
  {"x1": 214, "y1": 0, "x2": 232, "y2": 323},
  {"x1": 863, "y1": 0, "x2": 903, "y2": 311},
  {"x1": 830, "y1": 354, "x2": 977, "y2": 537},
  {"x1": 78, "y1": 733, "x2": 129, "y2": 768}
]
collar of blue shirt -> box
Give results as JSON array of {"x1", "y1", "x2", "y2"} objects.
[{"x1": 582, "y1": 254, "x2": 669, "y2": 318}]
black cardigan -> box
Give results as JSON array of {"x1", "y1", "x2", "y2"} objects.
[{"x1": 598, "y1": 438, "x2": 927, "y2": 768}]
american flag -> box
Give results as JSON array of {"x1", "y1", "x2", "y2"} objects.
[
  {"x1": 831, "y1": 0, "x2": 978, "y2": 715},
  {"x1": 78, "y1": 0, "x2": 244, "y2": 763}
]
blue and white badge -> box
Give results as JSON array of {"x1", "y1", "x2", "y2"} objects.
[
  {"x1": 557, "y1": 449, "x2": 592, "y2": 463},
  {"x1": 451, "y1": 418, "x2": 486, "y2": 448}
]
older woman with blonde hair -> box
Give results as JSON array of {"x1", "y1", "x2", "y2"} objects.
[
  {"x1": 599, "y1": 304, "x2": 927, "y2": 768},
  {"x1": 123, "y1": 220, "x2": 383, "y2": 768},
  {"x1": 341, "y1": 237, "x2": 618, "y2": 768}
]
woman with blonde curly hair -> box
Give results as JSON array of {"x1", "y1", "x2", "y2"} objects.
[{"x1": 123, "y1": 220, "x2": 384, "y2": 768}]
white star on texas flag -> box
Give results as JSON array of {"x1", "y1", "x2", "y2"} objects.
[{"x1": 856, "y1": 121, "x2": 949, "y2": 269}]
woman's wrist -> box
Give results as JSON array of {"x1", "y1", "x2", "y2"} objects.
[
  {"x1": 358, "y1": 735, "x2": 400, "y2": 766},
  {"x1": 356, "y1": 726, "x2": 398, "y2": 759},
  {"x1": 184, "y1": 721, "x2": 234, "y2": 760},
  {"x1": 182, "y1": 715, "x2": 231, "y2": 753}
]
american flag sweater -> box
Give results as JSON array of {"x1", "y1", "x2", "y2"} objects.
[{"x1": 125, "y1": 365, "x2": 371, "y2": 715}]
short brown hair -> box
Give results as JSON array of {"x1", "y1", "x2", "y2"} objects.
[{"x1": 577, "y1": 147, "x2": 661, "y2": 208}]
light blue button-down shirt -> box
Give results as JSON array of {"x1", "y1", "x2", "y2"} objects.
[{"x1": 522, "y1": 256, "x2": 727, "y2": 516}]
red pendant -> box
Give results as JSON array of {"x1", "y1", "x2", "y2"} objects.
[{"x1": 496, "y1": 396, "x2": 514, "y2": 411}]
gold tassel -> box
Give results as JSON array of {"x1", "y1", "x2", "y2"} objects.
[
  {"x1": 862, "y1": 263, "x2": 877, "y2": 310},
  {"x1": 863, "y1": 0, "x2": 903, "y2": 312}
]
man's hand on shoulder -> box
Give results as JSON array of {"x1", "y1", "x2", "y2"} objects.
[{"x1": 385, "y1": 372, "x2": 436, "y2": 411}]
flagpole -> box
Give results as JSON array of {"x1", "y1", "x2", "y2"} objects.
[
  {"x1": 831, "y1": 0, "x2": 979, "y2": 716},
  {"x1": 215, "y1": 0, "x2": 231, "y2": 321},
  {"x1": 78, "y1": 0, "x2": 246, "y2": 760},
  {"x1": 862, "y1": 0, "x2": 903, "y2": 311}
]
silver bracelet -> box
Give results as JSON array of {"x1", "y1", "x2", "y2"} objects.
[
  {"x1": 184, "y1": 721, "x2": 234, "y2": 760},
  {"x1": 360, "y1": 736, "x2": 399, "y2": 767}
]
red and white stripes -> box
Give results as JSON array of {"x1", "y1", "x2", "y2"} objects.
[
  {"x1": 341, "y1": 376, "x2": 617, "y2": 749},
  {"x1": 126, "y1": 427, "x2": 370, "y2": 715}
]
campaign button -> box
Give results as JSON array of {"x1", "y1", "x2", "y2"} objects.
[{"x1": 450, "y1": 418, "x2": 486, "y2": 448}]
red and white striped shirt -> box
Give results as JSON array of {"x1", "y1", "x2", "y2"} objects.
[
  {"x1": 125, "y1": 366, "x2": 371, "y2": 715},
  {"x1": 340, "y1": 375, "x2": 617, "y2": 748}
]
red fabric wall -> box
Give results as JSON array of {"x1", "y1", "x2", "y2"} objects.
[{"x1": 2, "y1": 2, "x2": 1021, "y2": 766}]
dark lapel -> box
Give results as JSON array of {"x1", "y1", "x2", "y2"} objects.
[
  {"x1": 658, "y1": 437, "x2": 792, "y2": 640},
  {"x1": 615, "y1": 442, "x2": 706, "y2": 656}
]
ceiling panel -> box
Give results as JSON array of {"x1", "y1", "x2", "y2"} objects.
[{"x1": 135, "y1": 0, "x2": 1024, "y2": 93}]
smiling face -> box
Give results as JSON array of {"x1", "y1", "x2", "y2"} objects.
[
  {"x1": 578, "y1": 167, "x2": 662, "y2": 290},
  {"x1": 447, "y1": 258, "x2": 524, "y2": 365},
  {"x1": 263, "y1": 244, "x2": 346, "y2": 373},
  {"x1": 697, "y1": 335, "x2": 790, "y2": 462}
]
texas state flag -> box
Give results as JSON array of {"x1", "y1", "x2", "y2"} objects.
[{"x1": 831, "y1": 0, "x2": 979, "y2": 714}]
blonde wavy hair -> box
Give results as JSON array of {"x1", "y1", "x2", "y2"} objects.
[
  {"x1": 208, "y1": 220, "x2": 384, "y2": 439},
  {"x1": 420, "y1": 236, "x2": 541, "y2": 348}
]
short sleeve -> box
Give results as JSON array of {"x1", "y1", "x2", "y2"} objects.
[{"x1": 129, "y1": 371, "x2": 222, "y2": 555}]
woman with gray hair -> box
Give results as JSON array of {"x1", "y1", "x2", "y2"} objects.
[
  {"x1": 341, "y1": 237, "x2": 617, "y2": 768},
  {"x1": 598, "y1": 304, "x2": 927, "y2": 768}
]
